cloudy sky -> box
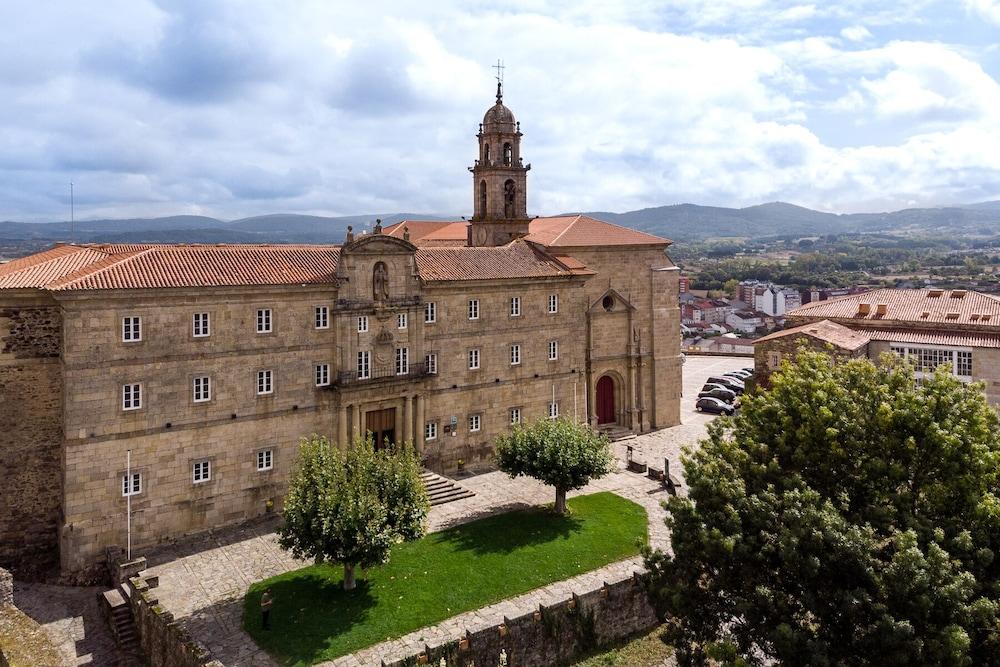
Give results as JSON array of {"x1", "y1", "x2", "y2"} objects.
[{"x1": 2, "y1": 0, "x2": 1000, "y2": 221}]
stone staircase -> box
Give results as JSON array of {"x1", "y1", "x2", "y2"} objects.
[
  {"x1": 101, "y1": 587, "x2": 145, "y2": 666},
  {"x1": 421, "y1": 470, "x2": 475, "y2": 506},
  {"x1": 598, "y1": 424, "x2": 636, "y2": 442}
]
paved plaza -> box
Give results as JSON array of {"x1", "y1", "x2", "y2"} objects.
[{"x1": 13, "y1": 355, "x2": 748, "y2": 667}]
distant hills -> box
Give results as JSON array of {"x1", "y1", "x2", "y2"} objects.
[{"x1": 3, "y1": 201, "x2": 1000, "y2": 249}]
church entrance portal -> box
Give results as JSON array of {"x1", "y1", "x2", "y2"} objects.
[
  {"x1": 596, "y1": 376, "x2": 616, "y2": 425},
  {"x1": 366, "y1": 408, "x2": 396, "y2": 449}
]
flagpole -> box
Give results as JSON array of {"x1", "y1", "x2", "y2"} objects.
[{"x1": 126, "y1": 449, "x2": 132, "y2": 560}]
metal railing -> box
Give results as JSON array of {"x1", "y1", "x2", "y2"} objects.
[{"x1": 333, "y1": 361, "x2": 429, "y2": 386}]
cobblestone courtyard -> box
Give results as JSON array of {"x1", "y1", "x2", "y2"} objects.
[{"x1": 14, "y1": 355, "x2": 747, "y2": 666}]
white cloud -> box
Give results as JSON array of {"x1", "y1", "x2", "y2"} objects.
[
  {"x1": 964, "y1": 0, "x2": 1000, "y2": 24},
  {"x1": 840, "y1": 25, "x2": 873, "y2": 42}
]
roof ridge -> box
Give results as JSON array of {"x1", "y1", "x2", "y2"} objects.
[
  {"x1": 46, "y1": 248, "x2": 153, "y2": 289},
  {"x1": 547, "y1": 215, "x2": 582, "y2": 246}
]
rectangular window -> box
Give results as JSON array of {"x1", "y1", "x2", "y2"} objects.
[
  {"x1": 395, "y1": 347, "x2": 409, "y2": 375},
  {"x1": 767, "y1": 351, "x2": 781, "y2": 370},
  {"x1": 510, "y1": 407, "x2": 522, "y2": 425},
  {"x1": 122, "y1": 316, "x2": 141, "y2": 342},
  {"x1": 257, "y1": 370, "x2": 273, "y2": 395},
  {"x1": 357, "y1": 350, "x2": 371, "y2": 379},
  {"x1": 469, "y1": 414, "x2": 481, "y2": 432},
  {"x1": 425, "y1": 353, "x2": 438, "y2": 374},
  {"x1": 548, "y1": 294, "x2": 558, "y2": 314},
  {"x1": 256, "y1": 308, "x2": 272, "y2": 333},
  {"x1": 425, "y1": 301, "x2": 436, "y2": 323},
  {"x1": 358, "y1": 315, "x2": 369, "y2": 333},
  {"x1": 510, "y1": 296, "x2": 521, "y2": 317},
  {"x1": 193, "y1": 312, "x2": 210, "y2": 337},
  {"x1": 122, "y1": 383, "x2": 142, "y2": 411},
  {"x1": 121, "y1": 472, "x2": 142, "y2": 497},
  {"x1": 468, "y1": 348, "x2": 480, "y2": 370},
  {"x1": 468, "y1": 299, "x2": 480, "y2": 320},
  {"x1": 315, "y1": 306, "x2": 329, "y2": 329},
  {"x1": 548, "y1": 401, "x2": 559, "y2": 419},
  {"x1": 193, "y1": 376, "x2": 211, "y2": 403},
  {"x1": 957, "y1": 351, "x2": 973, "y2": 377},
  {"x1": 398, "y1": 312, "x2": 408, "y2": 329},
  {"x1": 510, "y1": 344, "x2": 521, "y2": 366},
  {"x1": 192, "y1": 460, "x2": 211, "y2": 484},
  {"x1": 548, "y1": 340, "x2": 559, "y2": 360},
  {"x1": 425, "y1": 421, "x2": 438, "y2": 441},
  {"x1": 315, "y1": 363, "x2": 330, "y2": 387},
  {"x1": 257, "y1": 449, "x2": 273, "y2": 472}
]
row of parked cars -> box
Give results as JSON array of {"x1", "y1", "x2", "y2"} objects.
[{"x1": 695, "y1": 367, "x2": 754, "y2": 416}]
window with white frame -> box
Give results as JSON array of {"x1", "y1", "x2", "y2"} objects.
[
  {"x1": 357, "y1": 350, "x2": 371, "y2": 379},
  {"x1": 468, "y1": 299, "x2": 480, "y2": 320},
  {"x1": 257, "y1": 370, "x2": 273, "y2": 395},
  {"x1": 510, "y1": 344, "x2": 521, "y2": 365},
  {"x1": 193, "y1": 312, "x2": 210, "y2": 337},
  {"x1": 315, "y1": 306, "x2": 329, "y2": 329},
  {"x1": 469, "y1": 413, "x2": 481, "y2": 432},
  {"x1": 425, "y1": 301, "x2": 436, "y2": 323},
  {"x1": 468, "y1": 348, "x2": 480, "y2": 370},
  {"x1": 425, "y1": 353, "x2": 438, "y2": 374},
  {"x1": 548, "y1": 294, "x2": 558, "y2": 313},
  {"x1": 425, "y1": 421, "x2": 438, "y2": 440},
  {"x1": 510, "y1": 407, "x2": 522, "y2": 424},
  {"x1": 395, "y1": 346, "x2": 409, "y2": 375},
  {"x1": 358, "y1": 315, "x2": 369, "y2": 333},
  {"x1": 256, "y1": 308, "x2": 272, "y2": 333},
  {"x1": 548, "y1": 401, "x2": 559, "y2": 419},
  {"x1": 892, "y1": 345, "x2": 973, "y2": 379},
  {"x1": 192, "y1": 460, "x2": 211, "y2": 484},
  {"x1": 398, "y1": 312, "x2": 408, "y2": 329},
  {"x1": 122, "y1": 316, "x2": 141, "y2": 342},
  {"x1": 121, "y1": 472, "x2": 142, "y2": 497},
  {"x1": 122, "y1": 383, "x2": 142, "y2": 411},
  {"x1": 256, "y1": 449, "x2": 273, "y2": 471},
  {"x1": 548, "y1": 340, "x2": 559, "y2": 360},
  {"x1": 315, "y1": 363, "x2": 330, "y2": 387},
  {"x1": 510, "y1": 296, "x2": 521, "y2": 317},
  {"x1": 193, "y1": 376, "x2": 211, "y2": 402}
]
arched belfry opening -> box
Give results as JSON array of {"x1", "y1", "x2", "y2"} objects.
[
  {"x1": 502, "y1": 142, "x2": 512, "y2": 166},
  {"x1": 479, "y1": 180, "x2": 487, "y2": 217},
  {"x1": 503, "y1": 179, "x2": 516, "y2": 218},
  {"x1": 484, "y1": 144, "x2": 491, "y2": 164}
]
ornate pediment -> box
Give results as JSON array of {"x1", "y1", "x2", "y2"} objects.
[
  {"x1": 589, "y1": 288, "x2": 636, "y2": 314},
  {"x1": 341, "y1": 233, "x2": 416, "y2": 255}
]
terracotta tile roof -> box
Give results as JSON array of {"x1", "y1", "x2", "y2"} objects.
[
  {"x1": 791, "y1": 288, "x2": 1000, "y2": 325},
  {"x1": 47, "y1": 245, "x2": 342, "y2": 290},
  {"x1": 0, "y1": 245, "x2": 112, "y2": 289},
  {"x1": 391, "y1": 215, "x2": 670, "y2": 249},
  {"x1": 754, "y1": 319, "x2": 872, "y2": 351},
  {"x1": 414, "y1": 242, "x2": 593, "y2": 282},
  {"x1": 867, "y1": 329, "x2": 1000, "y2": 349}
]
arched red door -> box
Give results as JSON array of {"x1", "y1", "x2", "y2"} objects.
[{"x1": 596, "y1": 376, "x2": 616, "y2": 425}]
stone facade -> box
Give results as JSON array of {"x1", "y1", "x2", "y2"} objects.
[{"x1": 0, "y1": 299, "x2": 63, "y2": 578}]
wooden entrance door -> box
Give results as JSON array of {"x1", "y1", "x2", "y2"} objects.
[
  {"x1": 365, "y1": 408, "x2": 396, "y2": 449},
  {"x1": 596, "y1": 376, "x2": 616, "y2": 425}
]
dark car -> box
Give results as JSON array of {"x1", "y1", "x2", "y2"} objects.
[
  {"x1": 698, "y1": 387, "x2": 737, "y2": 402},
  {"x1": 707, "y1": 375, "x2": 745, "y2": 393},
  {"x1": 696, "y1": 397, "x2": 736, "y2": 415}
]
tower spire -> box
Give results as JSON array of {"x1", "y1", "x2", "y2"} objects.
[{"x1": 493, "y1": 58, "x2": 505, "y2": 103}]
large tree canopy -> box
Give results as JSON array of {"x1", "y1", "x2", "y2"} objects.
[
  {"x1": 278, "y1": 435, "x2": 428, "y2": 590},
  {"x1": 494, "y1": 417, "x2": 615, "y2": 514},
  {"x1": 645, "y1": 350, "x2": 1000, "y2": 666}
]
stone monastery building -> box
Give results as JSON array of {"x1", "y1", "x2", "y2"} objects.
[{"x1": 0, "y1": 87, "x2": 682, "y2": 578}]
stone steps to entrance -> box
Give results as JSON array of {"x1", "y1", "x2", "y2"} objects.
[
  {"x1": 100, "y1": 585, "x2": 145, "y2": 665},
  {"x1": 420, "y1": 470, "x2": 475, "y2": 506},
  {"x1": 598, "y1": 424, "x2": 636, "y2": 442}
]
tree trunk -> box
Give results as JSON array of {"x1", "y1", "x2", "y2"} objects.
[
  {"x1": 554, "y1": 487, "x2": 568, "y2": 514},
  {"x1": 343, "y1": 562, "x2": 356, "y2": 591}
]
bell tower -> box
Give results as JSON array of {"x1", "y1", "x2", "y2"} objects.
[{"x1": 468, "y1": 62, "x2": 532, "y2": 246}]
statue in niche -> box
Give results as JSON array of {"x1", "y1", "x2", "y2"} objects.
[
  {"x1": 373, "y1": 262, "x2": 389, "y2": 301},
  {"x1": 503, "y1": 180, "x2": 516, "y2": 218}
]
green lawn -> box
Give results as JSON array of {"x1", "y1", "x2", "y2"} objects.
[{"x1": 244, "y1": 491, "x2": 648, "y2": 666}]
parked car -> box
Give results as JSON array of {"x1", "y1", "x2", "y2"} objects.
[
  {"x1": 698, "y1": 387, "x2": 737, "y2": 402},
  {"x1": 702, "y1": 382, "x2": 731, "y2": 394},
  {"x1": 707, "y1": 376, "x2": 745, "y2": 393},
  {"x1": 727, "y1": 369, "x2": 753, "y2": 379},
  {"x1": 696, "y1": 396, "x2": 736, "y2": 415}
]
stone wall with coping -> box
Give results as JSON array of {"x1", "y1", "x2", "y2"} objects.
[
  {"x1": 0, "y1": 568, "x2": 12, "y2": 607},
  {"x1": 126, "y1": 574, "x2": 222, "y2": 667},
  {"x1": 381, "y1": 572, "x2": 658, "y2": 667}
]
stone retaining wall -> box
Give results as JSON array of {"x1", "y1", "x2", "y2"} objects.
[
  {"x1": 382, "y1": 572, "x2": 658, "y2": 667},
  {"x1": 0, "y1": 568, "x2": 11, "y2": 608},
  {"x1": 126, "y1": 575, "x2": 222, "y2": 667}
]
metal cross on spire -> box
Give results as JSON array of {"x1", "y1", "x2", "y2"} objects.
[{"x1": 493, "y1": 58, "x2": 505, "y2": 102}]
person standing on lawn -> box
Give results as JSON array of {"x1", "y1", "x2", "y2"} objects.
[{"x1": 261, "y1": 588, "x2": 273, "y2": 630}]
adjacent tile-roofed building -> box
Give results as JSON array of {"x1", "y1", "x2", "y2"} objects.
[
  {"x1": 754, "y1": 319, "x2": 872, "y2": 352},
  {"x1": 792, "y1": 287, "x2": 1000, "y2": 325}
]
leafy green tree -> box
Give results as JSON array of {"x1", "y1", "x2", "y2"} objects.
[
  {"x1": 645, "y1": 351, "x2": 1000, "y2": 666},
  {"x1": 494, "y1": 417, "x2": 615, "y2": 514},
  {"x1": 278, "y1": 435, "x2": 428, "y2": 590}
]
